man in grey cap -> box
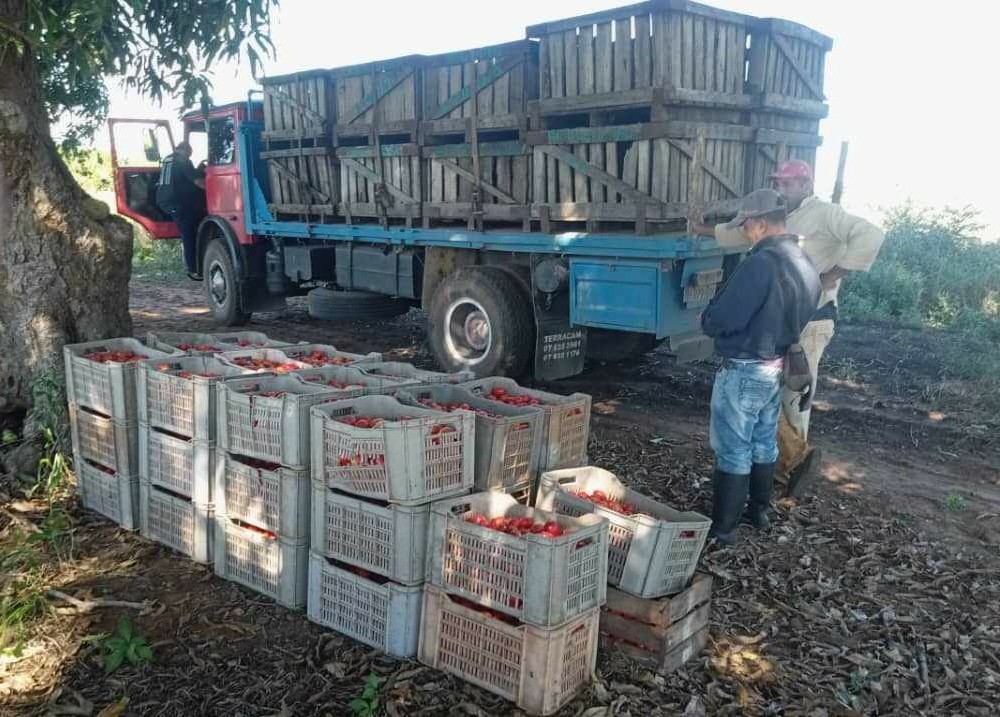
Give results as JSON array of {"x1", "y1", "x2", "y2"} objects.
[{"x1": 700, "y1": 189, "x2": 821, "y2": 544}]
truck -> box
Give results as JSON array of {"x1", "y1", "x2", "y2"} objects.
[{"x1": 109, "y1": 0, "x2": 831, "y2": 381}]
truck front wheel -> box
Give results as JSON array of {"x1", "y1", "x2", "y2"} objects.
[
  {"x1": 428, "y1": 267, "x2": 534, "y2": 378},
  {"x1": 203, "y1": 239, "x2": 251, "y2": 326}
]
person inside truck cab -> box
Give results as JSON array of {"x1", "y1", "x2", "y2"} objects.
[
  {"x1": 155, "y1": 140, "x2": 206, "y2": 281},
  {"x1": 690, "y1": 160, "x2": 885, "y2": 499}
]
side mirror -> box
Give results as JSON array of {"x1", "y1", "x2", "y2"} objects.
[{"x1": 142, "y1": 129, "x2": 161, "y2": 163}]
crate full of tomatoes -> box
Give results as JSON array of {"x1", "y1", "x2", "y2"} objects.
[
  {"x1": 426, "y1": 491, "x2": 608, "y2": 628},
  {"x1": 396, "y1": 385, "x2": 544, "y2": 492},
  {"x1": 294, "y1": 365, "x2": 417, "y2": 398},
  {"x1": 146, "y1": 331, "x2": 293, "y2": 354},
  {"x1": 461, "y1": 377, "x2": 591, "y2": 472},
  {"x1": 310, "y1": 395, "x2": 474, "y2": 505},
  {"x1": 281, "y1": 343, "x2": 382, "y2": 368},
  {"x1": 536, "y1": 467, "x2": 710, "y2": 598}
]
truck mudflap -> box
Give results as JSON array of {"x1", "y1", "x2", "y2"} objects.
[{"x1": 531, "y1": 255, "x2": 586, "y2": 381}]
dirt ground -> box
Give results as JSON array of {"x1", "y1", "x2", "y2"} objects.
[{"x1": 2, "y1": 277, "x2": 999, "y2": 717}]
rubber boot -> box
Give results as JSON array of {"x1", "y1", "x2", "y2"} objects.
[
  {"x1": 785, "y1": 446, "x2": 822, "y2": 498},
  {"x1": 747, "y1": 462, "x2": 776, "y2": 530},
  {"x1": 709, "y1": 470, "x2": 749, "y2": 545}
]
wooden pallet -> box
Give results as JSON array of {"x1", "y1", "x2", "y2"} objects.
[{"x1": 599, "y1": 573, "x2": 712, "y2": 674}]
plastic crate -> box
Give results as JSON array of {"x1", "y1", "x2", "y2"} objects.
[
  {"x1": 281, "y1": 343, "x2": 382, "y2": 368},
  {"x1": 311, "y1": 483, "x2": 429, "y2": 585},
  {"x1": 216, "y1": 348, "x2": 312, "y2": 375},
  {"x1": 217, "y1": 375, "x2": 338, "y2": 469},
  {"x1": 147, "y1": 331, "x2": 293, "y2": 353},
  {"x1": 461, "y1": 378, "x2": 591, "y2": 471},
  {"x1": 536, "y1": 468, "x2": 711, "y2": 598},
  {"x1": 311, "y1": 396, "x2": 474, "y2": 506},
  {"x1": 69, "y1": 403, "x2": 138, "y2": 476},
  {"x1": 295, "y1": 365, "x2": 421, "y2": 397},
  {"x1": 357, "y1": 362, "x2": 474, "y2": 388},
  {"x1": 137, "y1": 357, "x2": 261, "y2": 440},
  {"x1": 138, "y1": 424, "x2": 214, "y2": 503},
  {"x1": 76, "y1": 460, "x2": 140, "y2": 530},
  {"x1": 214, "y1": 517, "x2": 309, "y2": 608},
  {"x1": 64, "y1": 338, "x2": 177, "y2": 421},
  {"x1": 307, "y1": 552, "x2": 423, "y2": 658},
  {"x1": 139, "y1": 481, "x2": 213, "y2": 563},
  {"x1": 396, "y1": 385, "x2": 543, "y2": 492},
  {"x1": 427, "y1": 491, "x2": 608, "y2": 628},
  {"x1": 418, "y1": 584, "x2": 599, "y2": 716},
  {"x1": 214, "y1": 453, "x2": 310, "y2": 541}
]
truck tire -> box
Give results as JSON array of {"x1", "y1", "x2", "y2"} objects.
[
  {"x1": 203, "y1": 239, "x2": 251, "y2": 326},
  {"x1": 586, "y1": 329, "x2": 659, "y2": 363},
  {"x1": 307, "y1": 288, "x2": 410, "y2": 322},
  {"x1": 428, "y1": 267, "x2": 534, "y2": 378}
]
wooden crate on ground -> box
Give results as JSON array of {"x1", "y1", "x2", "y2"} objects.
[
  {"x1": 526, "y1": 121, "x2": 749, "y2": 228},
  {"x1": 336, "y1": 143, "x2": 421, "y2": 223},
  {"x1": 421, "y1": 41, "x2": 538, "y2": 135},
  {"x1": 526, "y1": 1, "x2": 750, "y2": 116},
  {"x1": 600, "y1": 573, "x2": 712, "y2": 675},
  {"x1": 261, "y1": 70, "x2": 335, "y2": 139},
  {"x1": 332, "y1": 55, "x2": 422, "y2": 140}
]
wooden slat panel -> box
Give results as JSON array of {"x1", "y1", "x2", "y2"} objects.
[
  {"x1": 669, "y1": 14, "x2": 683, "y2": 87},
  {"x1": 558, "y1": 146, "x2": 574, "y2": 202},
  {"x1": 513, "y1": 154, "x2": 528, "y2": 203},
  {"x1": 651, "y1": 12, "x2": 668, "y2": 88},
  {"x1": 622, "y1": 142, "x2": 639, "y2": 190},
  {"x1": 579, "y1": 26, "x2": 596, "y2": 95},
  {"x1": 604, "y1": 141, "x2": 617, "y2": 201},
  {"x1": 634, "y1": 14, "x2": 651, "y2": 89},
  {"x1": 564, "y1": 30, "x2": 579, "y2": 97},
  {"x1": 573, "y1": 144, "x2": 589, "y2": 202},
  {"x1": 458, "y1": 157, "x2": 473, "y2": 202},
  {"x1": 682, "y1": 13, "x2": 694, "y2": 89},
  {"x1": 496, "y1": 156, "x2": 512, "y2": 197},
  {"x1": 651, "y1": 137, "x2": 670, "y2": 202},
  {"x1": 539, "y1": 37, "x2": 551, "y2": 99},
  {"x1": 589, "y1": 143, "x2": 606, "y2": 202},
  {"x1": 533, "y1": 146, "x2": 545, "y2": 203},
  {"x1": 693, "y1": 16, "x2": 706, "y2": 91},
  {"x1": 462, "y1": 62, "x2": 476, "y2": 117},
  {"x1": 547, "y1": 152, "x2": 558, "y2": 203},
  {"x1": 705, "y1": 19, "x2": 717, "y2": 92},
  {"x1": 494, "y1": 69, "x2": 510, "y2": 115},
  {"x1": 636, "y1": 139, "x2": 651, "y2": 195},
  {"x1": 477, "y1": 61, "x2": 494, "y2": 117},
  {"x1": 595, "y1": 22, "x2": 613, "y2": 94},
  {"x1": 549, "y1": 32, "x2": 565, "y2": 99},
  {"x1": 614, "y1": 18, "x2": 633, "y2": 91},
  {"x1": 448, "y1": 65, "x2": 463, "y2": 119}
]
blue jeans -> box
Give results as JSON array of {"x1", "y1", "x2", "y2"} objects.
[{"x1": 710, "y1": 360, "x2": 783, "y2": 475}]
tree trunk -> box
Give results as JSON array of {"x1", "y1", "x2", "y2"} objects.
[{"x1": 0, "y1": 1, "x2": 133, "y2": 420}]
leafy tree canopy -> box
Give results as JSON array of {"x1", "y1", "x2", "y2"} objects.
[{"x1": 1, "y1": 0, "x2": 277, "y2": 147}]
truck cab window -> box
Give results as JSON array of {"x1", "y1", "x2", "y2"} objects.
[{"x1": 208, "y1": 117, "x2": 236, "y2": 166}]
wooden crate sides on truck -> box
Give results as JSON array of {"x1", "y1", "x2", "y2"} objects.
[
  {"x1": 336, "y1": 143, "x2": 422, "y2": 223},
  {"x1": 262, "y1": 144, "x2": 339, "y2": 221},
  {"x1": 261, "y1": 70, "x2": 335, "y2": 140},
  {"x1": 746, "y1": 17, "x2": 832, "y2": 116},
  {"x1": 332, "y1": 55, "x2": 422, "y2": 140}
]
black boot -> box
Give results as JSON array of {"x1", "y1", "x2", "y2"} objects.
[
  {"x1": 709, "y1": 470, "x2": 749, "y2": 544},
  {"x1": 747, "y1": 462, "x2": 776, "y2": 529}
]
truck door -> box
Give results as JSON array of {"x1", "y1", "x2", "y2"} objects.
[{"x1": 108, "y1": 118, "x2": 179, "y2": 239}]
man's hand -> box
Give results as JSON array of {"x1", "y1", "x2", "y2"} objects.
[
  {"x1": 820, "y1": 266, "x2": 850, "y2": 291},
  {"x1": 687, "y1": 210, "x2": 714, "y2": 237}
]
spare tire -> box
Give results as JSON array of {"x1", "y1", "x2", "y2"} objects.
[{"x1": 307, "y1": 288, "x2": 411, "y2": 322}]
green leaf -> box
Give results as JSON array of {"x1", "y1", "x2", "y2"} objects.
[
  {"x1": 117, "y1": 616, "x2": 133, "y2": 640},
  {"x1": 105, "y1": 647, "x2": 126, "y2": 674},
  {"x1": 348, "y1": 698, "x2": 368, "y2": 714},
  {"x1": 135, "y1": 643, "x2": 153, "y2": 661}
]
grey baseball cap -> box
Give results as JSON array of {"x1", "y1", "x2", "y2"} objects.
[{"x1": 723, "y1": 188, "x2": 787, "y2": 229}]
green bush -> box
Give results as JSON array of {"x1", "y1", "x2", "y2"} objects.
[{"x1": 839, "y1": 204, "x2": 1000, "y2": 383}]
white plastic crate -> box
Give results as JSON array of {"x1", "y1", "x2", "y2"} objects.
[
  {"x1": 311, "y1": 483, "x2": 429, "y2": 585},
  {"x1": 281, "y1": 343, "x2": 382, "y2": 368},
  {"x1": 214, "y1": 453, "x2": 310, "y2": 541},
  {"x1": 147, "y1": 331, "x2": 293, "y2": 354},
  {"x1": 396, "y1": 385, "x2": 544, "y2": 492},
  {"x1": 536, "y1": 467, "x2": 711, "y2": 598},
  {"x1": 76, "y1": 460, "x2": 140, "y2": 530},
  {"x1": 137, "y1": 357, "x2": 260, "y2": 440},
  {"x1": 295, "y1": 365, "x2": 421, "y2": 397},
  {"x1": 307, "y1": 552, "x2": 423, "y2": 658},
  {"x1": 216, "y1": 348, "x2": 312, "y2": 375},
  {"x1": 138, "y1": 424, "x2": 214, "y2": 503},
  {"x1": 357, "y1": 362, "x2": 474, "y2": 388},
  {"x1": 64, "y1": 338, "x2": 177, "y2": 421},
  {"x1": 311, "y1": 395, "x2": 474, "y2": 506},
  {"x1": 418, "y1": 585, "x2": 599, "y2": 716},
  {"x1": 218, "y1": 375, "x2": 338, "y2": 469},
  {"x1": 461, "y1": 378, "x2": 591, "y2": 471},
  {"x1": 427, "y1": 492, "x2": 608, "y2": 628},
  {"x1": 214, "y1": 517, "x2": 309, "y2": 608},
  {"x1": 69, "y1": 402, "x2": 138, "y2": 476},
  {"x1": 139, "y1": 481, "x2": 213, "y2": 563}
]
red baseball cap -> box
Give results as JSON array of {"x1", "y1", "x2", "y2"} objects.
[{"x1": 769, "y1": 159, "x2": 813, "y2": 180}]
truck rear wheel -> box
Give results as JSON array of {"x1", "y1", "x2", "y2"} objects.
[
  {"x1": 203, "y1": 239, "x2": 251, "y2": 326},
  {"x1": 586, "y1": 329, "x2": 659, "y2": 363},
  {"x1": 428, "y1": 267, "x2": 534, "y2": 378}
]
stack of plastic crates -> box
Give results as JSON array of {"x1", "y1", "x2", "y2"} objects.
[
  {"x1": 146, "y1": 331, "x2": 295, "y2": 354},
  {"x1": 419, "y1": 491, "x2": 609, "y2": 715},
  {"x1": 64, "y1": 338, "x2": 177, "y2": 530},
  {"x1": 307, "y1": 395, "x2": 474, "y2": 658},
  {"x1": 213, "y1": 374, "x2": 338, "y2": 608},
  {"x1": 135, "y1": 356, "x2": 259, "y2": 563}
]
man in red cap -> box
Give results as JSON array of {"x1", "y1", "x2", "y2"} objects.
[{"x1": 691, "y1": 159, "x2": 885, "y2": 497}]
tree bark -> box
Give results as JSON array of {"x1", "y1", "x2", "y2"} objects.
[{"x1": 0, "y1": 0, "x2": 133, "y2": 417}]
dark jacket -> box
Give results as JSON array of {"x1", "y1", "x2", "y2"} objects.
[{"x1": 701, "y1": 234, "x2": 821, "y2": 360}]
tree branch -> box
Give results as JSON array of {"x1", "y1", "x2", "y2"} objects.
[{"x1": 47, "y1": 589, "x2": 151, "y2": 613}]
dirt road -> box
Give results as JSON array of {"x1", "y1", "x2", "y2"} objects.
[{"x1": 2, "y1": 278, "x2": 998, "y2": 716}]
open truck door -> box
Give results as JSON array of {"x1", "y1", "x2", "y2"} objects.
[{"x1": 108, "y1": 118, "x2": 178, "y2": 239}]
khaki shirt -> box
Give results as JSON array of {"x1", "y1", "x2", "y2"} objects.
[{"x1": 714, "y1": 195, "x2": 885, "y2": 307}]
